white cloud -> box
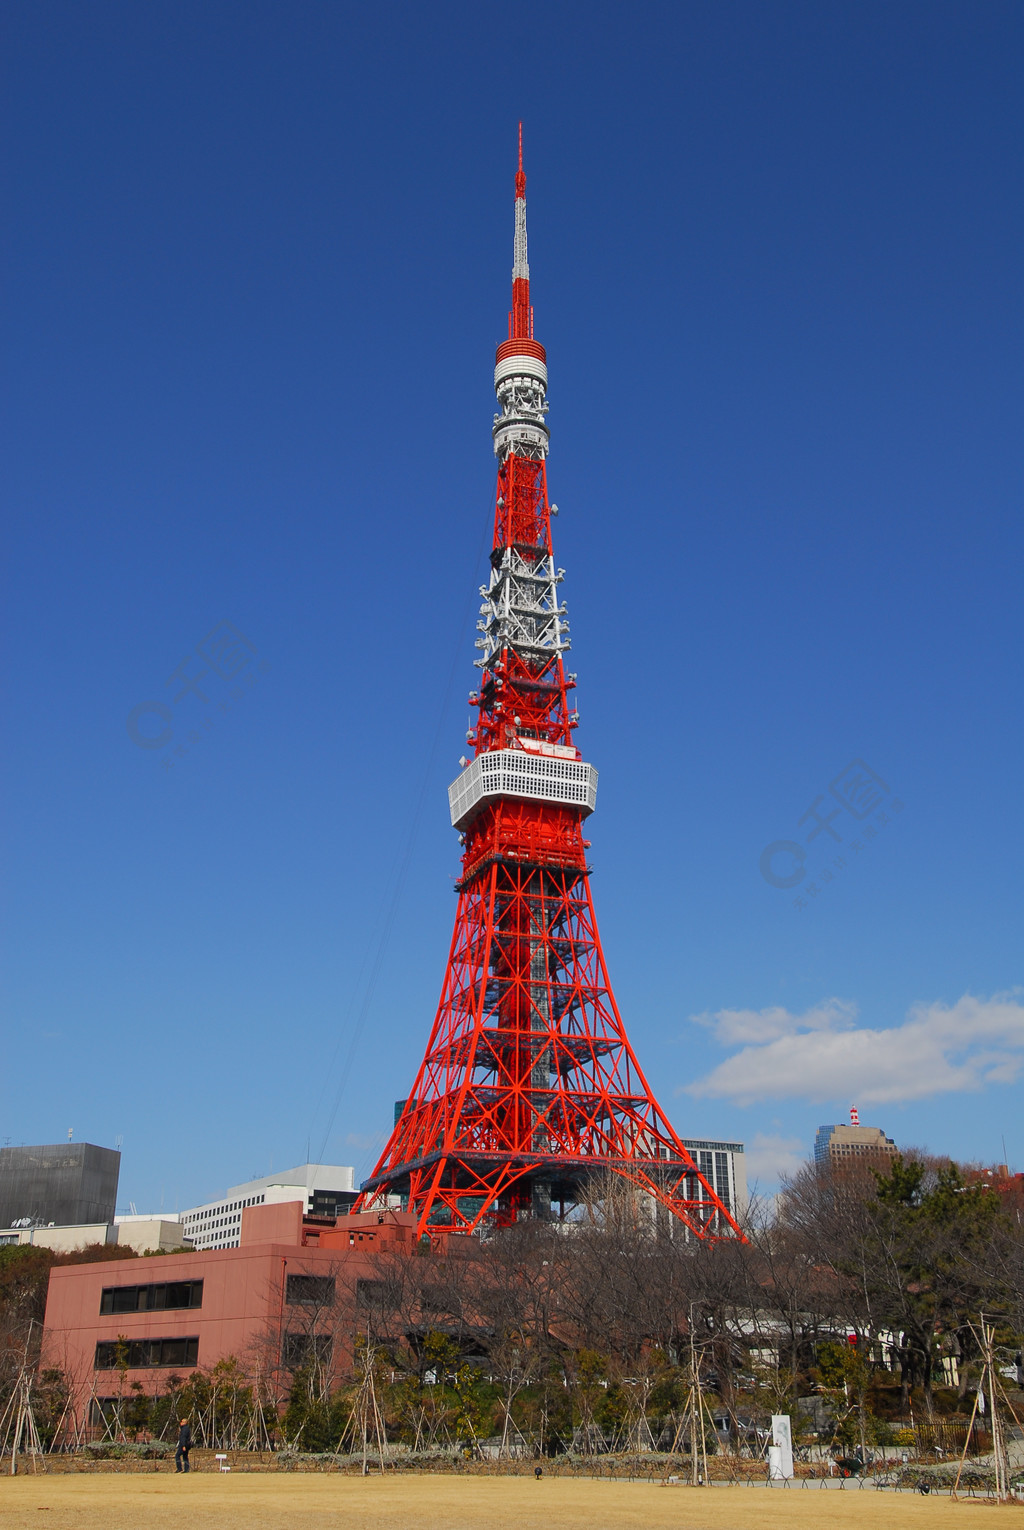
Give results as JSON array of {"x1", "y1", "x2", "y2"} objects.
[
  {"x1": 684, "y1": 991, "x2": 1024, "y2": 1107},
  {"x1": 692, "y1": 998, "x2": 857, "y2": 1047},
  {"x1": 744, "y1": 1132, "x2": 807, "y2": 1188}
]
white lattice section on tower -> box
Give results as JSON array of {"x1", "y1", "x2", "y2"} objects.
[{"x1": 474, "y1": 547, "x2": 569, "y2": 668}]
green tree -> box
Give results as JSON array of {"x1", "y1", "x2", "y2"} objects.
[
  {"x1": 814, "y1": 1340, "x2": 871, "y2": 1454},
  {"x1": 868, "y1": 1158, "x2": 1009, "y2": 1416},
  {"x1": 283, "y1": 1363, "x2": 334, "y2": 1451},
  {"x1": 124, "y1": 1381, "x2": 152, "y2": 1440}
]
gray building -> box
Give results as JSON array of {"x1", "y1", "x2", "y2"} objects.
[{"x1": 0, "y1": 1143, "x2": 120, "y2": 1229}]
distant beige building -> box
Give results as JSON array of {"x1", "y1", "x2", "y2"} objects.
[
  {"x1": 0, "y1": 1217, "x2": 190, "y2": 1254},
  {"x1": 815, "y1": 1108, "x2": 897, "y2": 1171},
  {"x1": 113, "y1": 1216, "x2": 193, "y2": 1254}
]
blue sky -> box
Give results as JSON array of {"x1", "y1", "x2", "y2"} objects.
[{"x1": 2, "y1": 1, "x2": 1021, "y2": 1213}]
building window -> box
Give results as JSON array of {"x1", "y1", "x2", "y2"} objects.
[
  {"x1": 94, "y1": 1337, "x2": 199, "y2": 1370},
  {"x1": 99, "y1": 1281, "x2": 203, "y2": 1316},
  {"x1": 285, "y1": 1274, "x2": 335, "y2": 1306},
  {"x1": 90, "y1": 1397, "x2": 120, "y2": 1427},
  {"x1": 355, "y1": 1278, "x2": 388, "y2": 1309},
  {"x1": 715, "y1": 1152, "x2": 732, "y2": 1210},
  {"x1": 281, "y1": 1332, "x2": 332, "y2": 1370}
]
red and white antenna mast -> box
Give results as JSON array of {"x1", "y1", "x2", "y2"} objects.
[
  {"x1": 354, "y1": 132, "x2": 742, "y2": 1241},
  {"x1": 511, "y1": 122, "x2": 532, "y2": 340}
]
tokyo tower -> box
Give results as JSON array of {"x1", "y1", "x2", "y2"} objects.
[{"x1": 355, "y1": 131, "x2": 742, "y2": 1241}]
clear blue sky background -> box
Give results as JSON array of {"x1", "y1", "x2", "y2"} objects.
[{"x1": 2, "y1": 1, "x2": 1021, "y2": 1214}]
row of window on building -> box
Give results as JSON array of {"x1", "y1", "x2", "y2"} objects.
[
  {"x1": 99, "y1": 1280, "x2": 203, "y2": 1315},
  {"x1": 93, "y1": 1273, "x2": 337, "y2": 1325},
  {"x1": 676, "y1": 1153, "x2": 733, "y2": 1212},
  {"x1": 182, "y1": 1192, "x2": 267, "y2": 1249},
  {"x1": 92, "y1": 1331, "x2": 331, "y2": 1374},
  {"x1": 94, "y1": 1336, "x2": 199, "y2": 1370}
]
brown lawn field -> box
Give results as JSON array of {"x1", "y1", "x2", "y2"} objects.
[{"x1": 0, "y1": 1473, "x2": 1019, "y2": 1530}]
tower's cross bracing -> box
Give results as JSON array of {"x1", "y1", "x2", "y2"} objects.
[{"x1": 354, "y1": 131, "x2": 743, "y2": 1242}]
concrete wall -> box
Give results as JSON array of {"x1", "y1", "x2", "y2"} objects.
[
  {"x1": 0, "y1": 1223, "x2": 115, "y2": 1251},
  {"x1": 114, "y1": 1219, "x2": 193, "y2": 1254}
]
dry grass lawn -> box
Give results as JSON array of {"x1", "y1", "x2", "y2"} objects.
[{"x1": 0, "y1": 1473, "x2": 1019, "y2": 1530}]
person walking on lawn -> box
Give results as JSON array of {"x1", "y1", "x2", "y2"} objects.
[{"x1": 175, "y1": 1418, "x2": 192, "y2": 1473}]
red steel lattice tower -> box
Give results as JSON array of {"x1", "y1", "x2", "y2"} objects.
[{"x1": 356, "y1": 132, "x2": 742, "y2": 1241}]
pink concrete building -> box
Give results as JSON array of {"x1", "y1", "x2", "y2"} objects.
[{"x1": 41, "y1": 1203, "x2": 426, "y2": 1431}]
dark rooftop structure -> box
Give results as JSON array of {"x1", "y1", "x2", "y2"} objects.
[{"x1": 0, "y1": 1143, "x2": 120, "y2": 1229}]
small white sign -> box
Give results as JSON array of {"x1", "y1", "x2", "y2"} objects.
[{"x1": 770, "y1": 1414, "x2": 794, "y2": 1479}]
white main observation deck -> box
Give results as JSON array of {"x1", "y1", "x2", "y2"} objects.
[{"x1": 449, "y1": 746, "x2": 598, "y2": 831}]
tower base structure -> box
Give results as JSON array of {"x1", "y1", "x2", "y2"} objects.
[{"x1": 358, "y1": 844, "x2": 742, "y2": 1241}]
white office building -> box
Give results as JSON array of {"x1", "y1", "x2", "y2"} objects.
[
  {"x1": 180, "y1": 1162, "x2": 356, "y2": 1251},
  {"x1": 680, "y1": 1138, "x2": 747, "y2": 1221}
]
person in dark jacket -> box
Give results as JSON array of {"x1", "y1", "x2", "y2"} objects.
[{"x1": 175, "y1": 1419, "x2": 191, "y2": 1473}]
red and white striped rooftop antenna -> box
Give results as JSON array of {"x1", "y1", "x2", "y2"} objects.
[{"x1": 850, "y1": 1105, "x2": 860, "y2": 1126}]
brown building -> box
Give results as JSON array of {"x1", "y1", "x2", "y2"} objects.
[
  {"x1": 964, "y1": 1163, "x2": 1024, "y2": 1217},
  {"x1": 41, "y1": 1201, "x2": 446, "y2": 1435},
  {"x1": 814, "y1": 1110, "x2": 897, "y2": 1172}
]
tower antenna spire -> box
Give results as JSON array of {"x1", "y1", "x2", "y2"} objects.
[{"x1": 511, "y1": 124, "x2": 531, "y2": 339}]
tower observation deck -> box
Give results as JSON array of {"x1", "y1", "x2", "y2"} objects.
[{"x1": 354, "y1": 131, "x2": 742, "y2": 1241}]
